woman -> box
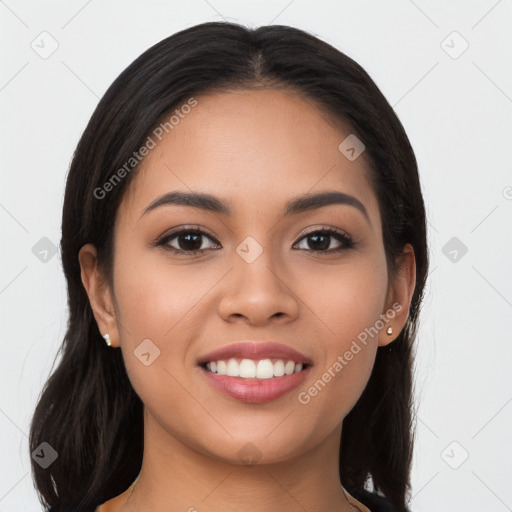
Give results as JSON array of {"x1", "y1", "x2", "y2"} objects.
[{"x1": 30, "y1": 21, "x2": 428, "y2": 512}]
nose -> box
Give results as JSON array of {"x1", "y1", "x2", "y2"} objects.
[{"x1": 217, "y1": 250, "x2": 300, "y2": 326}]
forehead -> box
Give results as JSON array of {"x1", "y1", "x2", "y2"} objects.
[{"x1": 120, "y1": 88, "x2": 379, "y2": 224}]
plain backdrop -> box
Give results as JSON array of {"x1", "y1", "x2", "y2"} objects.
[{"x1": 1, "y1": 1, "x2": 511, "y2": 510}]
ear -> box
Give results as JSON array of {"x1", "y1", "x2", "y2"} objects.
[
  {"x1": 378, "y1": 243, "x2": 416, "y2": 347},
  {"x1": 78, "y1": 243, "x2": 120, "y2": 347}
]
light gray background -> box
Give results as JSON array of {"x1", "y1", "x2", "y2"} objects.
[{"x1": 1, "y1": 1, "x2": 511, "y2": 510}]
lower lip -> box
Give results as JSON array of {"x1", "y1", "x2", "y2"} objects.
[{"x1": 199, "y1": 365, "x2": 311, "y2": 403}]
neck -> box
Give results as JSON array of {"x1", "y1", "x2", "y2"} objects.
[{"x1": 118, "y1": 412, "x2": 360, "y2": 512}]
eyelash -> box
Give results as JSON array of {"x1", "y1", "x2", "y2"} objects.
[{"x1": 154, "y1": 225, "x2": 356, "y2": 255}]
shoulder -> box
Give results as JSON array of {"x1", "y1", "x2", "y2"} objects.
[{"x1": 347, "y1": 488, "x2": 410, "y2": 512}]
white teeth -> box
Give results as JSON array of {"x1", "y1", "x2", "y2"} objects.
[
  {"x1": 204, "y1": 358, "x2": 306, "y2": 379},
  {"x1": 217, "y1": 360, "x2": 227, "y2": 375},
  {"x1": 226, "y1": 358, "x2": 239, "y2": 377},
  {"x1": 284, "y1": 360, "x2": 295, "y2": 375},
  {"x1": 273, "y1": 359, "x2": 285, "y2": 377},
  {"x1": 239, "y1": 359, "x2": 256, "y2": 378},
  {"x1": 256, "y1": 359, "x2": 274, "y2": 379}
]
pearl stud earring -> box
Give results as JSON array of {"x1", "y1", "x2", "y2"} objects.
[{"x1": 386, "y1": 326, "x2": 393, "y2": 336}]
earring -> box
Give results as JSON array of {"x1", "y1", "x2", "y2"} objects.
[
  {"x1": 103, "y1": 333, "x2": 112, "y2": 347},
  {"x1": 386, "y1": 326, "x2": 393, "y2": 336}
]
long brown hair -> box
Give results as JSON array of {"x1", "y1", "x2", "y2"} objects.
[{"x1": 29, "y1": 21, "x2": 428, "y2": 511}]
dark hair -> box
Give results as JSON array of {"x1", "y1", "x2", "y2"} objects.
[{"x1": 29, "y1": 21, "x2": 428, "y2": 511}]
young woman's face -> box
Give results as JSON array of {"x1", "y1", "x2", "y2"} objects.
[{"x1": 90, "y1": 88, "x2": 414, "y2": 466}]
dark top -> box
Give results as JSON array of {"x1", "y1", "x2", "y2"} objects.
[{"x1": 47, "y1": 488, "x2": 408, "y2": 511}]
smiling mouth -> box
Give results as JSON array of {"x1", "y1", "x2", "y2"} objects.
[{"x1": 199, "y1": 358, "x2": 309, "y2": 379}]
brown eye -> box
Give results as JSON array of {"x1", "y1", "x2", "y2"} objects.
[
  {"x1": 293, "y1": 228, "x2": 355, "y2": 253},
  {"x1": 156, "y1": 228, "x2": 220, "y2": 254}
]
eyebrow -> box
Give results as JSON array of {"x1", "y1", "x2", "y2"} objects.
[{"x1": 141, "y1": 190, "x2": 370, "y2": 224}]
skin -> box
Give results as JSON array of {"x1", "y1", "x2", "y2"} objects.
[{"x1": 79, "y1": 88, "x2": 416, "y2": 512}]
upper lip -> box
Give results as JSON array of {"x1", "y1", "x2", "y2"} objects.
[{"x1": 197, "y1": 341, "x2": 313, "y2": 366}]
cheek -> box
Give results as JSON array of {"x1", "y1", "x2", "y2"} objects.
[
  {"x1": 113, "y1": 250, "x2": 213, "y2": 342},
  {"x1": 301, "y1": 254, "x2": 388, "y2": 345},
  {"x1": 112, "y1": 256, "x2": 206, "y2": 429},
  {"x1": 112, "y1": 253, "x2": 219, "y2": 397},
  {"x1": 297, "y1": 257, "x2": 387, "y2": 417}
]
